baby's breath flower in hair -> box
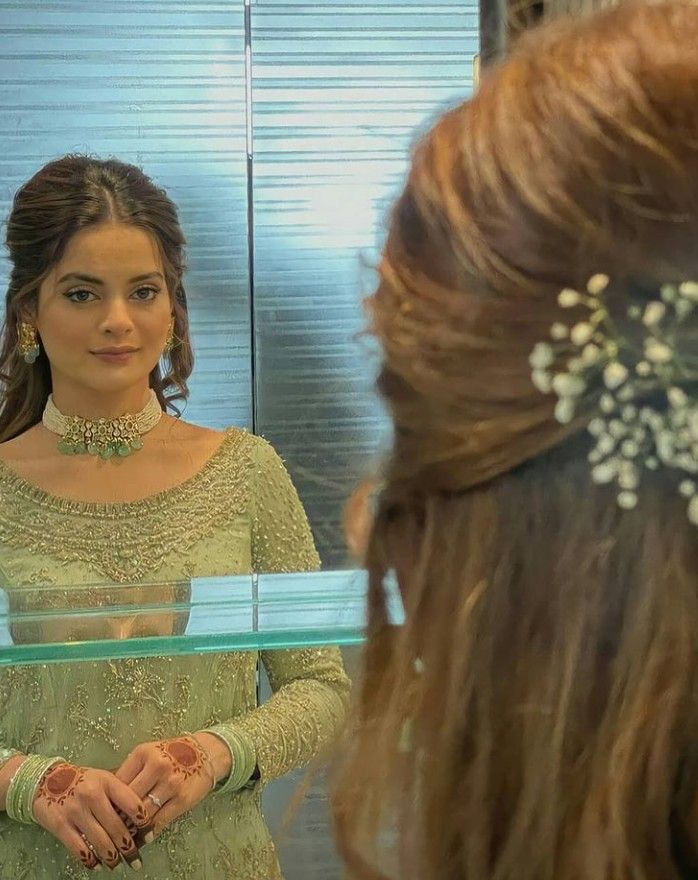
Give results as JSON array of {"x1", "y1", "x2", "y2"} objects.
[{"x1": 529, "y1": 274, "x2": 698, "y2": 525}]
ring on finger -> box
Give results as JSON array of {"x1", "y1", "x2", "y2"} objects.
[
  {"x1": 147, "y1": 792, "x2": 164, "y2": 809},
  {"x1": 81, "y1": 834, "x2": 99, "y2": 857}
]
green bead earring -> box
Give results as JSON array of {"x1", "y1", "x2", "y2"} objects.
[{"x1": 18, "y1": 322, "x2": 40, "y2": 364}]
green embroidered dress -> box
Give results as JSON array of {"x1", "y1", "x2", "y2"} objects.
[{"x1": 0, "y1": 428, "x2": 350, "y2": 880}]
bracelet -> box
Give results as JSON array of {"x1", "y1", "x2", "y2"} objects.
[
  {"x1": 5, "y1": 755, "x2": 65, "y2": 824},
  {"x1": 200, "y1": 724, "x2": 256, "y2": 794}
]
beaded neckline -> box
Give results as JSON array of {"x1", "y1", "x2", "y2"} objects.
[{"x1": 0, "y1": 426, "x2": 245, "y2": 516}]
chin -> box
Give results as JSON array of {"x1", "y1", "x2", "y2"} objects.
[
  {"x1": 85, "y1": 380, "x2": 151, "y2": 397},
  {"x1": 52, "y1": 356, "x2": 161, "y2": 395},
  {"x1": 73, "y1": 367, "x2": 154, "y2": 394}
]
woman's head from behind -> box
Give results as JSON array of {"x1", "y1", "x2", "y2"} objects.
[
  {"x1": 335, "y1": 4, "x2": 698, "y2": 880},
  {"x1": 0, "y1": 155, "x2": 194, "y2": 441}
]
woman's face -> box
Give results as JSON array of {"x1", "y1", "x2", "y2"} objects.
[{"x1": 35, "y1": 221, "x2": 172, "y2": 399}]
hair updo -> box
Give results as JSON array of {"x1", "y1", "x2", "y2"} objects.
[{"x1": 333, "y1": 5, "x2": 698, "y2": 880}]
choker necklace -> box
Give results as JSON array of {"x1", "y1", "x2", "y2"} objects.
[{"x1": 42, "y1": 390, "x2": 163, "y2": 459}]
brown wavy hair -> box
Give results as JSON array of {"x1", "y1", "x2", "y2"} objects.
[
  {"x1": 0, "y1": 155, "x2": 194, "y2": 441},
  {"x1": 332, "y1": 3, "x2": 698, "y2": 880}
]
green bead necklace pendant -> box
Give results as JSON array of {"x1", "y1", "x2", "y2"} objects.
[{"x1": 42, "y1": 391, "x2": 162, "y2": 460}]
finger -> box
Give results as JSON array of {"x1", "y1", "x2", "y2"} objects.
[
  {"x1": 92, "y1": 797, "x2": 143, "y2": 870},
  {"x1": 150, "y1": 796, "x2": 185, "y2": 838},
  {"x1": 131, "y1": 785, "x2": 169, "y2": 844},
  {"x1": 126, "y1": 764, "x2": 171, "y2": 801},
  {"x1": 114, "y1": 807, "x2": 137, "y2": 835},
  {"x1": 106, "y1": 775, "x2": 152, "y2": 830},
  {"x1": 79, "y1": 815, "x2": 123, "y2": 871},
  {"x1": 143, "y1": 787, "x2": 169, "y2": 814},
  {"x1": 113, "y1": 806, "x2": 143, "y2": 844},
  {"x1": 113, "y1": 750, "x2": 145, "y2": 786},
  {"x1": 59, "y1": 825, "x2": 103, "y2": 872}
]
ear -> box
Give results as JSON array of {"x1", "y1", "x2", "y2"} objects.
[
  {"x1": 17, "y1": 309, "x2": 37, "y2": 327},
  {"x1": 17, "y1": 294, "x2": 39, "y2": 326}
]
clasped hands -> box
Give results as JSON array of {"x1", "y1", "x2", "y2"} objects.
[{"x1": 32, "y1": 732, "x2": 231, "y2": 872}]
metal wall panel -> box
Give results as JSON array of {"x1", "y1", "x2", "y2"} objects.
[
  {"x1": 0, "y1": 1, "x2": 250, "y2": 428},
  {"x1": 251, "y1": 1, "x2": 479, "y2": 565}
]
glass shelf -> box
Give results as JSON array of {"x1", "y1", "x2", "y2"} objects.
[{"x1": 0, "y1": 569, "x2": 404, "y2": 666}]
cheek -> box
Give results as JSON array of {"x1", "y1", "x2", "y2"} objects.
[
  {"x1": 139, "y1": 325, "x2": 169, "y2": 358},
  {"x1": 138, "y1": 305, "x2": 172, "y2": 341},
  {"x1": 38, "y1": 312, "x2": 88, "y2": 357}
]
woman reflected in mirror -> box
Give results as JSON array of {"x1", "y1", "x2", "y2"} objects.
[{"x1": 0, "y1": 155, "x2": 350, "y2": 878}]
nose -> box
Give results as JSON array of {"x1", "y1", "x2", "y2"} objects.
[{"x1": 99, "y1": 297, "x2": 135, "y2": 336}]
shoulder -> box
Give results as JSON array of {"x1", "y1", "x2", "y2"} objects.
[
  {"x1": 245, "y1": 432, "x2": 289, "y2": 474},
  {"x1": 158, "y1": 416, "x2": 249, "y2": 464},
  {"x1": 164, "y1": 418, "x2": 287, "y2": 474},
  {"x1": 0, "y1": 424, "x2": 49, "y2": 464},
  {"x1": 178, "y1": 419, "x2": 281, "y2": 462},
  {"x1": 159, "y1": 415, "x2": 226, "y2": 447}
]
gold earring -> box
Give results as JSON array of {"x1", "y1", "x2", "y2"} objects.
[
  {"x1": 164, "y1": 320, "x2": 175, "y2": 355},
  {"x1": 18, "y1": 322, "x2": 40, "y2": 364}
]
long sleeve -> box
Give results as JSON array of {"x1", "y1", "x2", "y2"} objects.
[
  {"x1": 0, "y1": 573, "x2": 64, "y2": 815},
  {"x1": 206, "y1": 436, "x2": 351, "y2": 788}
]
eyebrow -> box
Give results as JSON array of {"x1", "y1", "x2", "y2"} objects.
[{"x1": 56, "y1": 271, "x2": 165, "y2": 286}]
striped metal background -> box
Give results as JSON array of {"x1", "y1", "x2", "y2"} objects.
[
  {"x1": 251, "y1": 1, "x2": 479, "y2": 565},
  {"x1": 0, "y1": 1, "x2": 251, "y2": 428}
]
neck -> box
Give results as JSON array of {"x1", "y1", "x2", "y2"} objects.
[{"x1": 49, "y1": 385, "x2": 154, "y2": 419}]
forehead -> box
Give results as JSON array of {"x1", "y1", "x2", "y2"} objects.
[{"x1": 52, "y1": 222, "x2": 163, "y2": 278}]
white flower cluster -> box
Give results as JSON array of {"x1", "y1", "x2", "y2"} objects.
[{"x1": 528, "y1": 274, "x2": 698, "y2": 523}]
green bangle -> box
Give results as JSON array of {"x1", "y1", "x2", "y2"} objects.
[
  {"x1": 6, "y1": 755, "x2": 64, "y2": 824},
  {"x1": 201, "y1": 725, "x2": 256, "y2": 793}
]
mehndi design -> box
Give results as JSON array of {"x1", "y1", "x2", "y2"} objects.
[{"x1": 36, "y1": 763, "x2": 85, "y2": 808}]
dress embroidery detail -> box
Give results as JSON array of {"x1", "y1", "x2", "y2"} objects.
[
  {"x1": 0, "y1": 431, "x2": 350, "y2": 880},
  {"x1": 0, "y1": 429, "x2": 250, "y2": 582}
]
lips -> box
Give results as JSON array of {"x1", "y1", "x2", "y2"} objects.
[{"x1": 91, "y1": 349, "x2": 139, "y2": 364}]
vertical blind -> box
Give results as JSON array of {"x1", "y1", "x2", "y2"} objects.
[{"x1": 0, "y1": 0, "x2": 479, "y2": 566}]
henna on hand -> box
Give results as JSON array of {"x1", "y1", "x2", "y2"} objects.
[
  {"x1": 117, "y1": 804, "x2": 154, "y2": 849},
  {"x1": 117, "y1": 831, "x2": 142, "y2": 865},
  {"x1": 156, "y1": 737, "x2": 207, "y2": 780},
  {"x1": 102, "y1": 847, "x2": 120, "y2": 870},
  {"x1": 78, "y1": 842, "x2": 99, "y2": 871},
  {"x1": 36, "y1": 763, "x2": 86, "y2": 809},
  {"x1": 116, "y1": 802, "x2": 150, "y2": 833},
  {"x1": 133, "y1": 803, "x2": 149, "y2": 827}
]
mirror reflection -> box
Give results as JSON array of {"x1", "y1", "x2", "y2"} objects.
[
  {"x1": 0, "y1": 2, "x2": 477, "y2": 878},
  {"x1": 6, "y1": 581, "x2": 192, "y2": 646}
]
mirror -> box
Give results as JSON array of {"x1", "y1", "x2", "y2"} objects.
[{"x1": 0, "y1": 3, "x2": 478, "y2": 878}]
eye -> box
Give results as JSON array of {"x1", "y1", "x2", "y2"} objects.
[
  {"x1": 64, "y1": 288, "x2": 96, "y2": 304},
  {"x1": 131, "y1": 286, "x2": 160, "y2": 302}
]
